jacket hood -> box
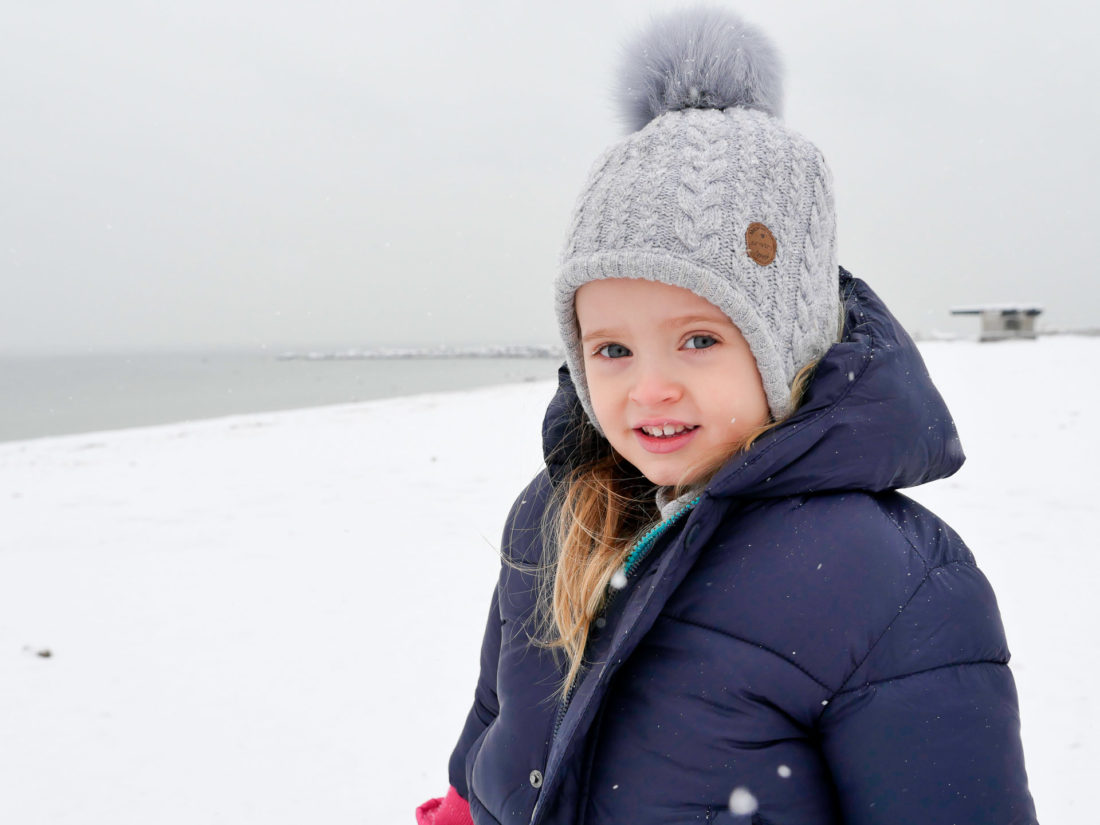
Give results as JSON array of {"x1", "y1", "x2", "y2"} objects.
[{"x1": 541, "y1": 268, "x2": 965, "y2": 498}]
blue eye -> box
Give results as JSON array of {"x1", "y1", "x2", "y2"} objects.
[
  {"x1": 597, "y1": 343, "x2": 631, "y2": 359},
  {"x1": 684, "y1": 335, "x2": 717, "y2": 350}
]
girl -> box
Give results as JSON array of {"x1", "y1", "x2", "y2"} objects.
[{"x1": 419, "y1": 8, "x2": 1037, "y2": 825}]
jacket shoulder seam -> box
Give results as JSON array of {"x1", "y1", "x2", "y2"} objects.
[
  {"x1": 878, "y1": 496, "x2": 933, "y2": 568},
  {"x1": 661, "y1": 612, "x2": 832, "y2": 691},
  {"x1": 832, "y1": 559, "x2": 980, "y2": 701},
  {"x1": 834, "y1": 658, "x2": 1010, "y2": 695}
]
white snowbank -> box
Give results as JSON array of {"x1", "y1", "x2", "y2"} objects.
[{"x1": 1, "y1": 338, "x2": 1095, "y2": 823}]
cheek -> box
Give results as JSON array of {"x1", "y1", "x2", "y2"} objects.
[
  {"x1": 722, "y1": 365, "x2": 770, "y2": 426},
  {"x1": 583, "y1": 363, "x2": 618, "y2": 425}
]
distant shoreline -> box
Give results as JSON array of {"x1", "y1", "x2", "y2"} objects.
[
  {"x1": 0, "y1": 353, "x2": 563, "y2": 444},
  {"x1": 276, "y1": 345, "x2": 566, "y2": 361}
]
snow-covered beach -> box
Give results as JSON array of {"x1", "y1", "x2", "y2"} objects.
[{"x1": 1, "y1": 338, "x2": 1095, "y2": 823}]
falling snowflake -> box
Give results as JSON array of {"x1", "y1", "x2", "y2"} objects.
[{"x1": 729, "y1": 787, "x2": 758, "y2": 815}]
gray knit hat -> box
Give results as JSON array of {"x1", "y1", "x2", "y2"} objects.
[{"x1": 556, "y1": 7, "x2": 839, "y2": 429}]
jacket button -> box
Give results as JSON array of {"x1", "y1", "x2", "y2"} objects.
[
  {"x1": 686, "y1": 523, "x2": 701, "y2": 548},
  {"x1": 529, "y1": 769, "x2": 543, "y2": 789}
]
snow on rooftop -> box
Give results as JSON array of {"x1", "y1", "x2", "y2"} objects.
[{"x1": 950, "y1": 304, "x2": 1044, "y2": 314}]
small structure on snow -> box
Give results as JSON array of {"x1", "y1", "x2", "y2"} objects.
[{"x1": 950, "y1": 305, "x2": 1043, "y2": 341}]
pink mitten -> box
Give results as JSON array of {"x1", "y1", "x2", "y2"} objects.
[{"x1": 416, "y1": 786, "x2": 473, "y2": 825}]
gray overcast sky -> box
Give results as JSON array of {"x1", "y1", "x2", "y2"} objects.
[{"x1": 3, "y1": 0, "x2": 1098, "y2": 354}]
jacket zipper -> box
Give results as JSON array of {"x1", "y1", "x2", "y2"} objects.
[
  {"x1": 536, "y1": 502, "x2": 700, "y2": 825},
  {"x1": 549, "y1": 560, "x2": 627, "y2": 740},
  {"x1": 552, "y1": 678, "x2": 577, "y2": 739},
  {"x1": 551, "y1": 497, "x2": 700, "y2": 739}
]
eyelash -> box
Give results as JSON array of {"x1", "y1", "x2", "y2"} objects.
[
  {"x1": 684, "y1": 334, "x2": 718, "y2": 350},
  {"x1": 592, "y1": 335, "x2": 719, "y2": 359},
  {"x1": 595, "y1": 343, "x2": 631, "y2": 359}
]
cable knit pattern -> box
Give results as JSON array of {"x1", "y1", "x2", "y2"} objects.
[
  {"x1": 633, "y1": 135, "x2": 667, "y2": 250},
  {"x1": 673, "y1": 115, "x2": 727, "y2": 259},
  {"x1": 562, "y1": 148, "x2": 616, "y2": 261},
  {"x1": 556, "y1": 104, "x2": 839, "y2": 428}
]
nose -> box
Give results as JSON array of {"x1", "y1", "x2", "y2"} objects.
[{"x1": 627, "y1": 357, "x2": 683, "y2": 408}]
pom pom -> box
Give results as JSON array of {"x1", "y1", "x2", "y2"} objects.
[{"x1": 616, "y1": 6, "x2": 784, "y2": 132}]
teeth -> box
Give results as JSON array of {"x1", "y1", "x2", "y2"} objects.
[{"x1": 641, "y1": 424, "x2": 694, "y2": 437}]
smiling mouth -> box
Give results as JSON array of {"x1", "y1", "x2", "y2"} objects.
[
  {"x1": 637, "y1": 423, "x2": 698, "y2": 438},
  {"x1": 633, "y1": 424, "x2": 700, "y2": 455}
]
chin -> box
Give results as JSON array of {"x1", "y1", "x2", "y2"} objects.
[
  {"x1": 635, "y1": 448, "x2": 727, "y2": 489},
  {"x1": 638, "y1": 463, "x2": 694, "y2": 488}
]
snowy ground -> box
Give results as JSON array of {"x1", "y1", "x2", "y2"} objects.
[{"x1": 1, "y1": 338, "x2": 1094, "y2": 823}]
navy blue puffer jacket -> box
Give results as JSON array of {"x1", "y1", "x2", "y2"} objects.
[{"x1": 447, "y1": 271, "x2": 1037, "y2": 825}]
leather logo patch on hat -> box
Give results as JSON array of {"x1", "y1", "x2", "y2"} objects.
[{"x1": 746, "y1": 222, "x2": 777, "y2": 266}]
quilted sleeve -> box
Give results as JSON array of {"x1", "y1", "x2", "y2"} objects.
[
  {"x1": 446, "y1": 584, "x2": 502, "y2": 799},
  {"x1": 445, "y1": 475, "x2": 546, "y2": 797},
  {"x1": 817, "y1": 560, "x2": 1038, "y2": 824}
]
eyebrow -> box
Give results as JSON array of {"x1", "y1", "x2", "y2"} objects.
[
  {"x1": 664, "y1": 314, "x2": 731, "y2": 328},
  {"x1": 580, "y1": 314, "x2": 731, "y2": 342}
]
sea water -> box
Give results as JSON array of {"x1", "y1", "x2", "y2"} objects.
[{"x1": 0, "y1": 352, "x2": 562, "y2": 443}]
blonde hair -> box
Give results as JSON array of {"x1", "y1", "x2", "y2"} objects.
[{"x1": 537, "y1": 358, "x2": 822, "y2": 696}]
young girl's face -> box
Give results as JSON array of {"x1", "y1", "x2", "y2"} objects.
[{"x1": 576, "y1": 278, "x2": 770, "y2": 487}]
